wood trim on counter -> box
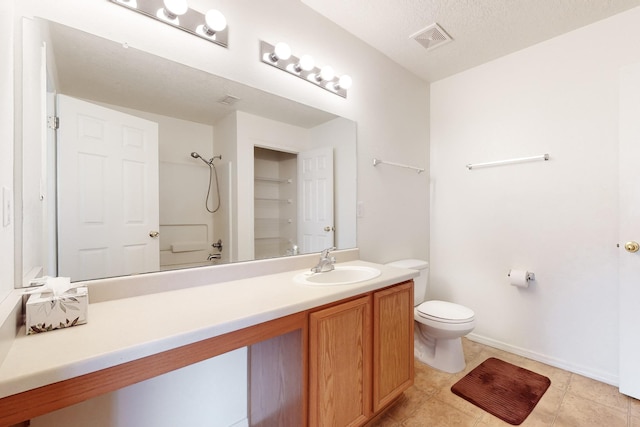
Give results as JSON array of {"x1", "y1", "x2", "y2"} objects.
[{"x1": 0, "y1": 311, "x2": 306, "y2": 427}]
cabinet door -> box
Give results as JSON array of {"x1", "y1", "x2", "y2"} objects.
[
  {"x1": 373, "y1": 281, "x2": 414, "y2": 411},
  {"x1": 309, "y1": 296, "x2": 372, "y2": 427}
]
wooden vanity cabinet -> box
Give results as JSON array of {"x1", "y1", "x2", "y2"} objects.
[
  {"x1": 309, "y1": 295, "x2": 373, "y2": 427},
  {"x1": 308, "y1": 281, "x2": 414, "y2": 427},
  {"x1": 372, "y1": 281, "x2": 414, "y2": 412}
]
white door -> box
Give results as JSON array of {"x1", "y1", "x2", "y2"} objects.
[
  {"x1": 619, "y1": 63, "x2": 640, "y2": 398},
  {"x1": 57, "y1": 95, "x2": 159, "y2": 281},
  {"x1": 298, "y1": 147, "x2": 334, "y2": 253}
]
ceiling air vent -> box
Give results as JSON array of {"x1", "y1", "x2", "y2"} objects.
[
  {"x1": 218, "y1": 94, "x2": 240, "y2": 106},
  {"x1": 410, "y1": 23, "x2": 452, "y2": 52}
]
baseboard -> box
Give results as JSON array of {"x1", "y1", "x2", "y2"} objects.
[{"x1": 466, "y1": 333, "x2": 619, "y2": 387}]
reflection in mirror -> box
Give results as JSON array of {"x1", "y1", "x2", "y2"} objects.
[{"x1": 20, "y1": 18, "x2": 356, "y2": 284}]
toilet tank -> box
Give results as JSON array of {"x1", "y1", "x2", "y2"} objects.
[{"x1": 385, "y1": 259, "x2": 429, "y2": 306}]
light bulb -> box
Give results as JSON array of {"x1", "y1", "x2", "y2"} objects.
[
  {"x1": 319, "y1": 65, "x2": 335, "y2": 82},
  {"x1": 272, "y1": 42, "x2": 292, "y2": 62},
  {"x1": 204, "y1": 9, "x2": 227, "y2": 33},
  {"x1": 163, "y1": 0, "x2": 188, "y2": 18},
  {"x1": 298, "y1": 54, "x2": 315, "y2": 72},
  {"x1": 337, "y1": 74, "x2": 352, "y2": 90}
]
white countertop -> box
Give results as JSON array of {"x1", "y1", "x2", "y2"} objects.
[{"x1": 0, "y1": 260, "x2": 417, "y2": 399}]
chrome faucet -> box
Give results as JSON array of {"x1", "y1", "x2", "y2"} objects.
[{"x1": 311, "y1": 246, "x2": 337, "y2": 273}]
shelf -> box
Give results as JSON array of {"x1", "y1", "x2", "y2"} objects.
[
  {"x1": 255, "y1": 176, "x2": 292, "y2": 184},
  {"x1": 255, "y1": 237, "x2": 291, "y2": 242},
  {"x1": 255, "y1": 197, "x2": 293, "y2": 204},
  {"x1": 255, "y1": 218, "x2": 293, "y2": 224}
]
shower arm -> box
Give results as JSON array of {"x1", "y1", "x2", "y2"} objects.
[{"x1": 191, "y1": 152, "x2": 222, "y2": 165}]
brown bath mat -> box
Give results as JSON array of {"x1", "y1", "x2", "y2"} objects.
[{"x1": 451, "y1": 357, "x2": 551, "y2": 425}]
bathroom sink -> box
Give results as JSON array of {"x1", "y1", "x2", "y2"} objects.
[{"x1": 294, "y1": 266, "x2": 381, "y2": 286}]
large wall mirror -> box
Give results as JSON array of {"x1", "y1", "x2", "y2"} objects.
[{"x1": 19, "y1": 18, "x2": 357, "y2": 285}]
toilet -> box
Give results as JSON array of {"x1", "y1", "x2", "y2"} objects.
[{"x1": 386, "y1": 259, "x2": 475, "y2": 373}]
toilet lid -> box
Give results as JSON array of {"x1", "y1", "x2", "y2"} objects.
[{"x1": 416, "y1": 300, "x2": 475, "y2": 323}]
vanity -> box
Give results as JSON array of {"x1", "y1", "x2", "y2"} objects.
[{"x1": 0, "y1": 258, "x2": 416, "y2": 426}]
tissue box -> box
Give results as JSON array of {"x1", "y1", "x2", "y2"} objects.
[{"x1": 26, "y1": 287, "x2": 88, "y2": 335}]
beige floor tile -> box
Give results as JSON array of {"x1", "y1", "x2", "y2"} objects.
[
  {"x1": 432, "y1": 388, "x2": 486, "y2": 419},
  {"x1": 471, "y1": 343, "x2": 524, "y2": 362},
  {"x1": 413, "y1": 362, "x2": 456, "y2": 396},
  {"x1": 568, "y1": 374, "x2": 630, "y2": 412},
  {"x1": 476, "y1": 409, "x2": 554, "y2": 427},
  {"x1": 449, "y1": 349, "x2": 498, "y2": 383},
  {"x1": 475, "y1": 412, "x2": 515, "y2": 427},
  {"x1": 554, "y1": 393, "x2": 627, "y2": 427},
  {"x1": 367, "y1": 410, "x2": 401, "y2": 427},
  {"x1": 518, "y1": 385, "x2": 566, "y2": 427},
  {"x1": 375, "y1": 340, "x2": 632, "y2": 427},
  {"x1": 462, "y1": 338, "x2": 485, "y2": 362},
  {"x1": 400, "y1": 398, "x2": 477, "y2": 427},
  {"x1": 631, "y1": 397, "x2": 640, "y2": 418},
  {"x1": 380, "y1": 387, "x2": 425, "y2": 423},
  {"x1": 517, "y1": 358, "x2": 572, "y2": 391}
]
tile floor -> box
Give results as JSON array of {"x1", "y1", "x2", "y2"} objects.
[{"x1": 369, "y1": 338, "x2": 640, "y2": 427}]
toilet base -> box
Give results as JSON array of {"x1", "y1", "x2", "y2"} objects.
[{"x1": 414, "y1": 330, "x2": 466, "y2": 373}]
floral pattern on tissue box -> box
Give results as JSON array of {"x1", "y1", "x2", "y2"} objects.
[{"x1": 26, "y1": 287, "x2": 88, "y2": 335}]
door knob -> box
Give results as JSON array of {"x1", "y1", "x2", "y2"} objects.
[
  {"x1": 149, "y1": 231, "x2": 160, "y2": 238},
  {"x1": 324, "y1": 226, "x2": 335, "y2": 232},
  {"x1": 624, "y1": 241, "x2": 639, "y2": 253}
]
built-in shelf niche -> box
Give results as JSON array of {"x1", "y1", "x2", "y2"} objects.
[{"x1": 254, "y1": 147, "x2": 297, "y2": 259}]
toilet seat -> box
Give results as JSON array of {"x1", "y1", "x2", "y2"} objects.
[{"x1": 416, "y1": 300, "x2": 475, "y2": 324}]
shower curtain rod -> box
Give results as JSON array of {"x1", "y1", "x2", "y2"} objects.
[{"x1": 372, "y1": 158, "x2": 424, "y2": 174}]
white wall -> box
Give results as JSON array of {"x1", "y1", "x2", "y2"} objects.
[
  {"x1": 0, "y1": 1, "x2": 15, "y2": 302},
  {"x1": 430, "y1": 6, "x2": 640, "y2": 384}
]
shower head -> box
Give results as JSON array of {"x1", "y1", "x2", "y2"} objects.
[
  {"x1": 190, "y1": 152, "x2": 221, "y2": 165},
  {"x1": 190, "y1": 151, "x2": 211, "y2": 165}
]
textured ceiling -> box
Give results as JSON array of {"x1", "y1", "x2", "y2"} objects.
[{"x1": 301, "y1": 0, "x2": 640, "y2": 82}]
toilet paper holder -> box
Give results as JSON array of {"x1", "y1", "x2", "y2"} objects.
[{"x1": 508, "y1": 271, "x2": 535, "y2": 281}]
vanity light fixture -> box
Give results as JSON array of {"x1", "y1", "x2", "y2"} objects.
[
  {"x1": 293, "y1": 54, "x2": 315, "y2": 73},
  {"x1": 269, "y1": 42, "x2": 292, "y2": 62},
  {"x1": 157, "y1": 0, "x2": 188, "y2": 23},
  {"x1": 110, "y1": 0, "x2": 229, "y2": 48},
  {"x1": 259, "y1": 41, "x2": 352, "y2": 98},
  {"x1": 316, "y1": 65, "x2": 335, "y2": 82}
]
